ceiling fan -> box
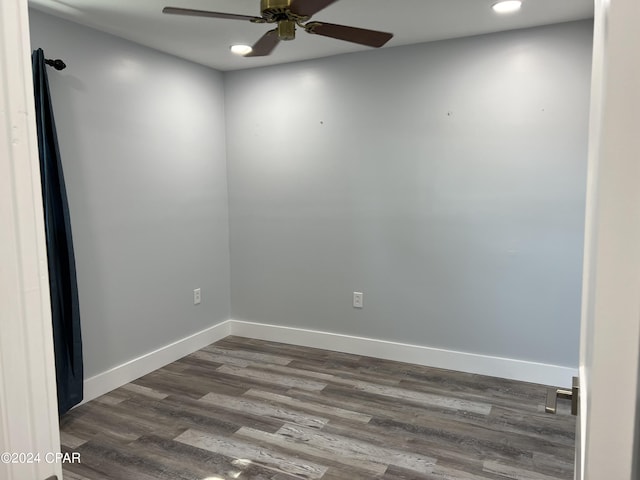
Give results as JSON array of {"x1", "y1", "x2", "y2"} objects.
[{"x1": 162, "y1": 0, "x2": 394, "y2": 57}]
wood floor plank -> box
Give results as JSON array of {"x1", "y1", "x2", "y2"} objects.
[
  {"x1": 188, "y1": 348, "x2": 253, "y2": 367},
  {"x1": 347, "y1": 379, "x2": 493, "y2": 415},
  {"x1": 119, "y1": 382, "x2": 169, "y2": 400},
  {"x1": 131, "y1": 434, "x2": 303, "y2": 480},
  {"x1": 62, "y1": 462, "x2": 120, "y2": 480},
  {"x1": 72, "y1": 438, "x2": 174, "y2": 480},
  {"x1": 203, "y1": 345, "x2": 294, "y2": 366},
  {"x1": 235, "y1": 425, "x2": 388, "y2": 476},
  {"x1": 128, "y1": 392, "x2": 285, "y2": 436},
  {"x1": 276, "y1": 423, "x2": 437, "y2": 473},
  {"x1": 483, "y1": 459, "x2": 569, "y2": 480},
  {"x1": 59, "y1": 336, "x2": 575, "y2": 479},
  {"x1": 59, "y1": 404, "x2": 145, "y2": 444},
  {"x1": 288, "y1": 383, "x2": 490, "y2": 427},
  {"x1": 59, "y1": 470, "x2": 94, "y2": 480},
  {"x1": 243, "y1": 388, "x2": 373, "y2": 424},
  {"x1": 531, "y1": 452, "x2": 575, "y2": 478},
  {"x1": 92, "y1": 391, "x2": 128, "y2": 406},
  {"x1": 284, "y1": 359, "x2": 404, "y2": 387},
  {"x1": 199, "y1": 391, "x2": 330, "y2": 429},
  {"x1": 250, "y1": 361, "x2": 342, "y2": 382},
  {"x1": 59, "y1": 431, "x2": 87, "y2": 449},
  {"x1": 384, "y1": 463, "x2": 496, "y2": 480},
  {"x1": 217, "y1": 364, "x2": 328, "y2": 391},
  {"x1": 322, "y1": 417, "x2": 529, "y2": 475},
  {"x1": 175, "y1": 428, "x2": 329, "y2": 479}
]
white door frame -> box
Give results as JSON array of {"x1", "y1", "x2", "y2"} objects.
[
  {"x1": 579, "y1": 0, "x2": 640, "y2": 478},
  {"x1": 1, "y1": 1, "x2": 638, "y2": 479},
  {"x1": 0, "y1": 0, "x2": 62, "y2": 479}
]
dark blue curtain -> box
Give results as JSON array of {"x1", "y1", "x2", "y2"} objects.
[{"x1": 32, "y1": 49, "x2": 83, "y2": 416}]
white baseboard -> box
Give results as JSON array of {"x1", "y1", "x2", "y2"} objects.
[
  {"x1": 229, "y1": 320, "x2": 577, "y2": 387},
  {"x1": 82, "y1": 318, "x2": 577, "y2": 403},
  {"x1": 82, "y1": 320, "x2": 232, "y2": 403}
]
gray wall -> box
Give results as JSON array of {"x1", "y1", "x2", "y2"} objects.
[
  {"x1": 225, "y1": 21, "x2": 592, "y2": 367},
  {"x1": 28, "y1": 11, "x2": 592, "y2": 377},
  {"x1": 29, "y1": 10, "x2": 231, "y2": 378}
]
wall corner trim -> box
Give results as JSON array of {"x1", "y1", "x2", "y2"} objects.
[
  {"x1": 229, "y1": 320, "x2": 578, "y2": 387},
  {"x1": 82, "y1": 320, "x2": 232, "y2": 403}
]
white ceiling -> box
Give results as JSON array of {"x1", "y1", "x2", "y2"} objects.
[{"x1": 28, "y1": 0, "x2": 594, "y2": 71}]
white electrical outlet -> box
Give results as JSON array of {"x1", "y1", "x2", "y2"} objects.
[
  {"x1": 193, "y1": 288, "x2": 201, "y2": 305},
  {"x1": 353, "y1": 291, "x2": 364, "y2": 308}
]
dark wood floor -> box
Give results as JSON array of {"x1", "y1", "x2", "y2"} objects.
[{"x1": 60, "y1": 336, "x2": 576, "y2": 479}]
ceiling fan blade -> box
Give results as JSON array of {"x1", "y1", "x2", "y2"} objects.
[
  {"x1": 245, "y1": 30, "x2": 281, "y2": 57},
  {"x1": 162, "y1": 6, "x2": 261, "y2": 22},
  {"x1": 305, "y1": 22, "x2": 393, "y2": 47},
  {"x1": 289, "y1": 0, "x2": 339, "y2": 17}
]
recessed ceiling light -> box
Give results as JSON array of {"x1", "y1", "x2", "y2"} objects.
[
  {"x1": 230, "y1": 44, "x2": 252, "y2": 56},
  {"x1": 492, "y1": 1, "x2": 522, "y2": 14}
]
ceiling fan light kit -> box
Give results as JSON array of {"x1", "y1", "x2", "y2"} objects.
[
  {"x1": 230, "y1": 44, "x2": 253, "y2": 56},
  {"x1": 163, "y1": 0, "x2": 393, "y2": 57},
  {"x1": 492, "y1": 1, "x2": 523, "y2": 14}
]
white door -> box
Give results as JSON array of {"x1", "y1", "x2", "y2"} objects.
[
  {"x1": 0, "y1": 0, "x2": 63, "y2": 479},
  {"x1": 577, "y1": 0, "x2": 640, "y2": 478},
  {"x1": 2, "y1": 1, "x2": 638, "y2": 479}
]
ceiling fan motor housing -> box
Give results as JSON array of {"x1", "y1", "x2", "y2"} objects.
[
  {"x1": 277, "y1": 20, "x2": 296, "y2": 40},
  {"x1": 261, "y1": 0, "x2": 293, "y2": 21},
  {"x1": 261, "y1": 0, "x2": 301, "y2": 41}
]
